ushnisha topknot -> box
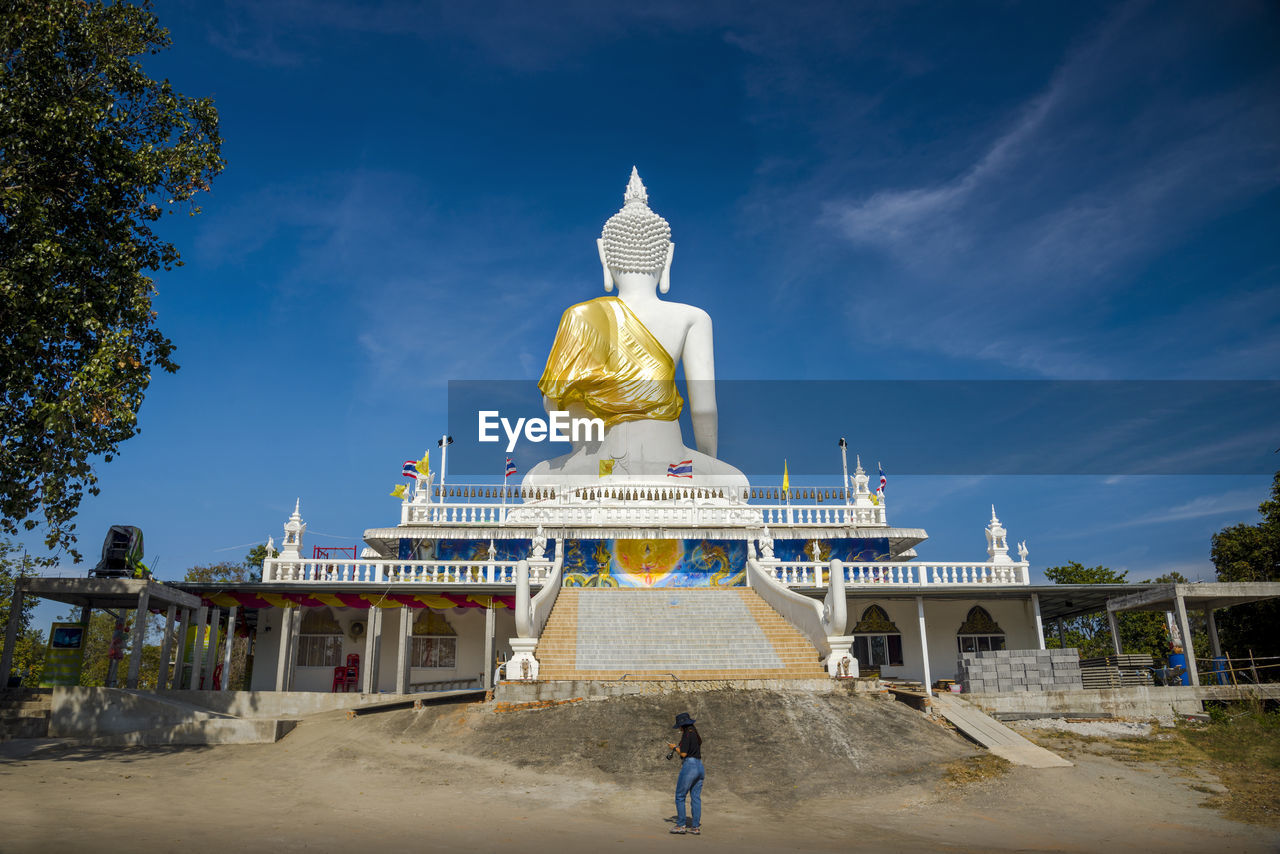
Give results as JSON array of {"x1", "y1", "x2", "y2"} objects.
[{"x1": 600, "y1": 166, "x2": 672, "y2": 274}]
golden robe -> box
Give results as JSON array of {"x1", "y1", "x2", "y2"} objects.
[{"x1": 537, "y1": 297, "x2": 684, "y2": 427}]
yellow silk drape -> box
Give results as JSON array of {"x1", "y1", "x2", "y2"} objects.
[{"x1": 537, "y1": 297, "x2": 683, "y2": 426}]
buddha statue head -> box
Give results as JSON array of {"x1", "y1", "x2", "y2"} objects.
[{"x1": 598, "y1": 167, "x2": 674, "y2": 294}]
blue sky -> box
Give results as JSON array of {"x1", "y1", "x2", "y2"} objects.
[{"x1": 22, "y1": 0, "x2": 1280, "y2": 624}]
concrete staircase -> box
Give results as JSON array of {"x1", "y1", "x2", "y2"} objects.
[
  {"x1": 0, "y1": 689, "x2": 52, "y2": 741},
  {"x1": 535, "y1": 588, "x2": 826, "y2": 680}
]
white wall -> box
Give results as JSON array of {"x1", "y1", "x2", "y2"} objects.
[
  {"x1": 248, "y1": 604, "x2": 515, "y2": 693},
  {"x1": 846, "y1": 596, "x2": 1040, "y2": 685}
]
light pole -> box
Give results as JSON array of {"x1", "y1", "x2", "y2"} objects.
[{"x1": 437, "y1": 435, "x2": 454, "y2": 498}]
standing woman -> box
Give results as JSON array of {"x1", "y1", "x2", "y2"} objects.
[{"x1": 667, "y1": 712, "x2": 704, "y2": 835}]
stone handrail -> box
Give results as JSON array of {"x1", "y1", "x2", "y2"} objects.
[
  {"x1": 262, "y1": 557, "x2": 555, "y2": 585},
  {"x1": 762, "y1": 560, "x2": 1030, "y2": 587},
  {"x1": 400, "y1": 501, "x2": 888, "y2": 529},
  {"x1": 527, "y1": 552, "x2": 565, "y2": 638},
  {"x1": 746, "y1": 557, "x2": 831, "y2": 659}
]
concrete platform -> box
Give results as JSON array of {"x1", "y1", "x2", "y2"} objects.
[{"x1": 964, "y1": 683, "x2": 1280, "y2": 719}]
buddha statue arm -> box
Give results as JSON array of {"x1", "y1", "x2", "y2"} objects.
[{"x1": 681, "y1": 307, "x2": 718, "y2": 457}]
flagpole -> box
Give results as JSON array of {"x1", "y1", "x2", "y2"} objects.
[
  {"x1": 500, "y1": 455, "x2": 508, "y2": 521},
  {"x1": 838, "y1": 438, "x2": 850, "y2": 506}
]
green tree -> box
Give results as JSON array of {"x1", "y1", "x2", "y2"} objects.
[
  {"x1": 1043, "y1": 561, "x2": 1194, "y2": 662},
  {"x1": 1211, "y1": 471, "x2": 1280, "y2": 663},
  {"x1": 0, "y1": 538, "x2": 51, "y2": 684},
  {"x1": 1, "y1": 0, "x2": 224, "y2": 560}
]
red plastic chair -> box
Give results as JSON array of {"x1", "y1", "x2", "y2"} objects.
[
  {"x1": 344, "y1": 654, "x2": 360, "y2": 692},
  {"x1": 331, "y1": 665, "x2": 348, "y2": 692}
]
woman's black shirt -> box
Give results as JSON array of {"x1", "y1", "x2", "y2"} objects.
[{"x1": 678, "y1": 727, "x2": 701, "y2": 760}]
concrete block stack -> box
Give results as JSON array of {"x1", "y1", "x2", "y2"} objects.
[{"x1": 956, "y1": 648, "x2": 1082, "y2": 693}]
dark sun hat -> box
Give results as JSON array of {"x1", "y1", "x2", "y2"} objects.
[{"x1": 673, "y1": 712, "x2": 696, "y2": 728}]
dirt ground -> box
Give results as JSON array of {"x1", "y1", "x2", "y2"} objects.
[{"x1": 1, "y1": 690, "x2": 1277, "y2": 853}]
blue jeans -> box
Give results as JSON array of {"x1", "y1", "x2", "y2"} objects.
[{"x1": 675, "y1": 757, "x2": 704, "y2": 828}]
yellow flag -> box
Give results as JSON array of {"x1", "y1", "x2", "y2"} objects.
[
  {"x1": 869, "y1": 493, "x2": 879, "y2": 506},
  {"x1": 598, "y1": 459, "x2": 615, "y2": 477},
  {"x1": 782, "y1": 460, "x2": 790, "y2": 495},
  {"x1": 415, "y1": 452, "x2": 430, "y2": 476},
  {"x1": 390, "y1": 483, "x2": 406, "y2": 499}
]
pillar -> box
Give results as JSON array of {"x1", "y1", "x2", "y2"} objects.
[
  {"x1": 1173, "y1": 590, "x2": 1199, "y2": 687},
  {"x1": 125, "y1": 587, "x2": 151, "y2": 689},
  {"x1": 395, "y1": 607, "x2": 410, "y2": 695},
  {"x1": 483, "y1": 600, "x2": 496, "y2": 691},
  {"x1": 0, "y1": 578, "x2": 24, "y2": 686},
  {"x1": 1106, "y1": 608, "x2": 1122, "y2": 656},
  {"x1": 171, "y1": 609, "x2": 190, "y2": 689},
  {"x1": 916, "y1": 596, "x2": 932, "y2": 696},
  {"x1": 1056, "y1": 618, "x2": 1066, "y2": 649},
  {"x1": 157, "y1": 605, "x2": 177, "y2": 690},
  {"x1": 204, "y1": 607, "x2": 222, "y2": 690},
  {"x1": 1031, "y1": 593, "x2": 1045, "y2": 651},
  {"x1": 189, "y1": 606, "x2": 209, "y2": 692},
  {"x1": 362, "y1": 607, "x2": 383, "y2": 694},
  {"x1": 221, "y1": 606, "x2": 238, "y2": 691},
  {"x1": 284, "y1": 607, "x2": 302, "y2": 691},
  {"x1": 1204, "y1": 607, "x2": 1222, "y2": 658},
  {"x1": 274, "y1": 607, "x2": 292, "y2": 691}
]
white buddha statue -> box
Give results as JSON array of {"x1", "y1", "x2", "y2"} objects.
[{"x1": 523, "y1": 168, "x2": 748, "y2": 490}]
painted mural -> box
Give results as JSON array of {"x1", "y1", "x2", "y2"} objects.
[
  {"x1": 772, "y1": 538, "x2": 891, "y2": 563},
  {"x1": 561, "y1": 539, "x2": 747, "y2": 588},
  {"x1": 432, "y1": 538, "x2": 548, "y2": 562}
]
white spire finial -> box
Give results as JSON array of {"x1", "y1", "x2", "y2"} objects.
[
  {"x1": 991, "y1": 504, "x2": 998, "y2": 523},
  {"x1": 623, "y1": 165, "x2": 648, "y2": 206},
  {"x1": 293, "y1": 498, "x2": 301, "y2": 517},
  {"x1": 855, "y1": 455, "x2": 865, "y2": 475}
]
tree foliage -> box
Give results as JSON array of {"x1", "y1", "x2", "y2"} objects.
[
  {"x1": 0, "y1": 538, "x2": 50, "y2": 683},
  {"x1": 1211, "y1": 471, "x2": 1280, "y2": 661},
  {"x1": 1042, "y1": 561, "x2": 1195, "y2": 662},
  {"x1": 0, "y1": 0, "x2": 224, "y2": 559}
]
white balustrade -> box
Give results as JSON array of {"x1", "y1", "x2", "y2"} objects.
[
  {"x1": 757, "y1": 560, "x2": 1030, "y2": 588},
  {"x1": 262, "y1": 557, "x2": 555, "y2": 585}
]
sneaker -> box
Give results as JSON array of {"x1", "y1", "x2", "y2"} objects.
[
  {"x1": 688, "y1": 827, "x2": 700, "y2": 835},
  {"x1": 669, "y1": 826, "x2": 686, "y2": 835}
]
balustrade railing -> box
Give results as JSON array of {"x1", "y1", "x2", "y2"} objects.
[
  {"x1": 760, "y1": 560, "x2": 1030, "y2": 587},
  {"x1": 262, "y1": 557, "x2": 555, "y2": 585}
]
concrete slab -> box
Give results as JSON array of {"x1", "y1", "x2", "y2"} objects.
[{"x1": 930, "y1": 694, "x2": 1072, "y2": 769}]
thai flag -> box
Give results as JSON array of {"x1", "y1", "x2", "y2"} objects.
[
  {"x1": 402, "y1": 460, "x2": 418, "y2": 480},
  {"x1": 505, "y1": 457, "x2": 517, "y2": 478},
  {"x1": 667, "y1": 460, "x2": 693, "y2": 478},
  {"x1": 877, "y1": 463, "x2": 887, "y2": 496}
]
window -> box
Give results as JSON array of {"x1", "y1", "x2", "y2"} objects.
[
  {"x1": 410, "y1": 609, "x2": 457, "y2": 669},
  {"x1": 851, "y1": 605, "x2": 904, "y2": 668},
  {"x1": 296, "y1": 608, "x2": 343, "y2": 668},
  {"x1": 956, "y1": 606, "x2": 1006, "y2": 654}
]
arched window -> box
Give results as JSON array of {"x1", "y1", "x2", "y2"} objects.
[
  {"x1": 956, "y1": 606, "x2": 1006, "y2": 654},
  {"x1": 296, "y1": 608, "x2": 343, "y2": 668},
  {"x1": 411, "y1": 610, "x2": 457, "y2": 669},
  {"x1": 851, "y1": 605, "x2": 904, "y2": 668}
]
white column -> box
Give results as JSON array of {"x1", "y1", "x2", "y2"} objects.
[
  {"x1": 157, "y1": 604, "x2": 177, "y2": 690},
  {"x1": 362, "y1": 607, "x2": 382, "y2": 694},
  {"x1": 395, "y1": 607, "x2": 410, "y2": 695},
  {"x1": 171, "y1": 609, "x2": 190, "y2": 689},
  {"x1": 284, "y1": 607, "x2": 302, "y2": 691},
  {"x1": 189, "y1": 606, "x2": 209, "y2": 692},
  {"x1": 203, "y1": 607, "x2": 222, "y2": 690},
  {"x1": 221, "y1": 606, "x2": 238, "y2": 691},
  {"x1": 1106, "y1": 608, "x2": 1122, "y2": 656},
  {"x1": 916, "y1": 596, "x2": 932, "y2": 696},
  {"x1": 274, "y1": 607, "x2": 295, "y2": 691},
  {"x1": 1173, "y1": 590, "x2": 1199, "y2": 687},
  {"x1": 484, "y1": 601, "x2": 496, "y2": 691},
  {"x1": 1031, "y1": 594, "x2": 1045, "y2": 651}
]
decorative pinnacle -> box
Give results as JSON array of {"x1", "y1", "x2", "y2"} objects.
[
  {"x1": 623, "y1": 166, "x2": 648, "y2": 207},
  {"x1": 990, "y1": 504, "x2": 1000, "y2": 524},
  {"x1": 855, "y1": 455, "x2": 865, "y2": 475}
]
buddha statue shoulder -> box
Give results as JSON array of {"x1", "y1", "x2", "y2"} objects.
[{"x1": 524, "y1": 168, "x2": 747, "y2": 490}]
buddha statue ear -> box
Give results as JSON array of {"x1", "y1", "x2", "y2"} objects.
[
  {"x1": 596, "y1": 238, "x2": 614, "y2": 293},
  {"x1": 659, "y1": 242, "x2": 674, "y2": 294}
]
